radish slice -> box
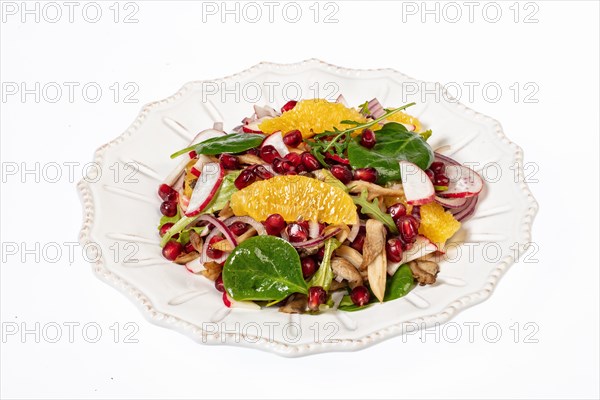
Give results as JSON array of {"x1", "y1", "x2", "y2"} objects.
[
  {"x1": 347, "y1": 215, "x2": 361, "y2": 242},
  {"x1": 189, "y1": 128, "x2": 225, "y2": 145},
  {"x1": 261, "y1": 131, "x2": 289, "y2": 157},
  {"x1": 399, "y1": 160, "x2": 435, "y2": 205},
  {"x1": 387, "y1": 235, "x2": 438, "y2": 275},
  {"x1": 178, "y1": 192, "x2": 190, "y2": 213},
  {"x1": 243, "y1": 116, "x2": 272, "y2": 133},
  {"x1": 434, "y1": 195, "x2": 467, "y2": 209},
  {"x1": 185, "y1": 258, "x2": 203, "y2": 274},
  {"x1": 402, "y1": 123, "x2": 416, "y2": 132},
  {"x1": 213, "y1": 122, "x2": 223, "y2": 131},
  {"x1": 437, "y1": 165, "x2": 483, "y2": 198},
  {"x1": 254, "y1": 105, "x2": 280, "y2": 119},
  {"x1": 225, "y1": 294, "x2": 261, "y2": 310},
  {"x1": 185, "y1": 163, "x2": 224, "y2": 217}
]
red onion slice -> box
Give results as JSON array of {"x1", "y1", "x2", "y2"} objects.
[
  {"x1": 201, "y1": 227, "x2": 228, "y2": 264},
  {"x1": 289, "y1": 228, "x2": 341, "y2": 249},
  {"x1": 453, "y1": 196, "x2": 478, "y2": 222},
  {"x1": 224, "y1": 216, "x2": 267, "y2": 236},
  {"x1": 434, "y1": 152, "x2": 461, "y2": 166},
  {"x1": 196, "y1": 215, "x2": 237, "y2": 247}
]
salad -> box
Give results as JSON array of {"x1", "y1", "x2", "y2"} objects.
[{"x1": 156, "y1": 97, "x2": 483, "y2": 313}]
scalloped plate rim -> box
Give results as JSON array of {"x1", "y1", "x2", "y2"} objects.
[{"x1": 76, "y1": 59, "x2": 539, "y2": 357}]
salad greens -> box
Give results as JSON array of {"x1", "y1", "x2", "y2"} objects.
[
  {"x1": 307, "y1": 103, "x2": 416, "y2": 166},
  {"x1": 308, "y1": 238, "x2": 341, "y2": 291},
  {"x1": 351, "y1": 189, "x2": 397, "y2": 233},
  {"x1": 171, "y1": 134, "x2": 264, "y2": 158},
  {"x1": 202, "y1": 171, "x2": 240, "y2": 214},
  {"x1": 347, "y1": 122, "x2": 434, "y2": 183},
  {"x1": 222, "y1": 236, "x2": 308, "y2": 302},
  {"x1": 384, "y1": 264, "x2": 415, "y2": 301}
]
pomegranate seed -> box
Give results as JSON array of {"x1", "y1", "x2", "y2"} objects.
[
  {"x1": 386, "y1": 238, "x2": 404, "y2": 262},
  {"x1": 264, "y1": 214, "x2": 286, "y2": 235},
  {"x1": 159, "y1": 222, "x2": 174, "y2": 237},
  {"x1": 234, "y1": 168, "x2": 257, "y2": 189},
  {"x1": 281, "y1": 100, "x2": 297, "y2": 113},
  {"x1": 246, "y1": 148, "x2": 260, "y2": 156},
  {"x1": 296, "y1": 164, "x2": 307, "y2": 173},
  {"x1": 285, "y1": 223, "x2": 308, "y2": 243},
  {"x1": 260, "y1": 145, "x2": 279, "y2": 163},
  {"x1": 272, "y1": 158, "x2": 293, "y2": 174},
  {"x1": 219, "y1": 154, "x2": 239, "y2": 170},
  {"x1": 282, "y1": 130, "x2": 302, "y2": 147},
  {"x1": 350, "y1": 286, "x2": 370, "y2": 306},
  {"x1": 353, "y1": 167, "x2": 378, "y2": 183},
  {"x1": 252, "y1": 165, "x2": 274, "y2": 180},
  {"x1": 158, "y1": 184, "x2": 177, "y2": 201},
  {"x1": 215, "y1": 274, "x2": 225, "y2": 292},
  {"x1": 229, "y1": 222, "x2": 248, "y2": 236},
  {"x1": 316, "y1": 247, "x2": 325, "y2": 261},
  {"x1": 222, "y1": 292, "x2": 231, "y2": 307},
  {"x1": 325, "y1": 153, "x2": 350, "y2": 165},
  {"x1": 425, "y1": 169, "x2": 435, "y2": 181},
  {"x1": 350, "y1": 230, "x2": 366, "y2": 252},
  {"x1": 301, "y1": 257, "x2": 317, "y2": 278},
  {"x1": 434, "y1": 174, "x2": 450, "y2": 187},
  {"x1": 301, "y1": 152, "x2": 320, "y2": 171},
  {"x1": 360, "y1": 129, "x2": 376, "y2": 149},
  {"x1": 162, "y1": 240, "x2": 183, "y2": 261},
  {"x1": 206, "y1": 236, "x2": 224, "y2": 259},
  {"x1": 387, "y1": 203, "x2": 407, "y2": 221},
  {"x1": 160, "y1": 201, "x2": 178, "y2": 217},
  {"x1": 286, "y1": 169, "x2": 298, "y2": 176},
  {"x1": 330, "y1": 165, "x2": 353, "y2": 184},
  {"x1": 411, "y1": 205, "x2": 421, "y2": 223},
  {"x1": 184, "y1": 242, "x2": 195, "y2": 253},
  {"x1": 307, "y1": 286, "x2": 327, "y2": 311},
  {"x1": 396, "y1": 215, "x2": 419, "y2": 244},
  {"x1": 430, "y1": 161, "x2": 445, "y2": 174},
  {"x1": 284, "y1": 152, "x2": 302, "y2": 166},
  {"x1": 188, "y1": 150, "x2": 197, "y2": 158}
]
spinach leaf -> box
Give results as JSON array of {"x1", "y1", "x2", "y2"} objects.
[
  {"x1": 171, "y1": 134, "x2": 264, "y2": 158},
  {"x1": 308, "y1": 238, "x2": 340, "y2": 291},
  {"x1": 222, "y1": 236, "x2": 308, "y2": 302},
  {"x1": 384, "y1": 264, "x2": 415, "y2": 301},
  {"x1": 347, "y1": 122, "x2": 434, "y2": 183},
  {"x1": 338, "y1": 294, "x2": 373, "y2": 312}
]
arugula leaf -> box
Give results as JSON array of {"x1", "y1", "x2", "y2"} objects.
[
  {"x1": 358, "y1": 101, "x2": 370, "y2": 115},
  {"x1": 419, "y1": 129, "x2": 432, "y2": 141},
  {"x1": 223, "y1": 236, "x2": 308, "y2": 302},
  {"x1": 383, "y1": 264, "x2": 415, "y2": 301},
  {"x1": 171, "y1": 134, "x2": 264, "y2": 158},
  {"x1": 351, "y1": 189, "x2": 397, "y2": 233},
  {"x1": 313, "y1": 169, "x2": 348, "y2": 192},
  {"x1": 176, "y1": 226, "x2": 206, "y2": 246},
  {"x1": 340, "y1": 120, "x2": 362, "y2": 125},
  {"x1": 347, "y1": 122, "x2": 434, "y2": 183},
  {"x1": 308, "y1": 238, "x2": 340, "y2": 290}
]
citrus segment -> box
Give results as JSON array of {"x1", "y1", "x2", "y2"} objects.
[
  {"x1": 418, "y1": 202, "x2": 461, "y2": 244},
  {"x1": 258, "y1": 99, "x2": 367, "y2": 138},
  {"x1": 230, "y1": 175, "x2": 358, "y2": 225}
]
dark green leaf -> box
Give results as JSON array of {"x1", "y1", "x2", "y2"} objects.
[
  {"x1": 384, "y1": 264, "x2": 416, "y2": 301},
  {"x1": 340, "y1": 120, "x2": 362, "y2": 125},
  {"x1": 171, "y1": 134, "x2": 264, "y2": 158},
  {"x1": 351, "y1": 189, "x2": 397, "y2": 233},
  {"x1": 308, "y1": 238, "x2": 340, "y2": 290},
  {"x1": 347, "y1": 122, "x2": 434, "y2": 183},
  {"x1": 223, "y1": 236, "x2": 308, "y2": 302}
]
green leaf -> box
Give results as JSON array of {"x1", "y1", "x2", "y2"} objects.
[
  {"x1": 340, "y1": 120, "x2": 362, "y2": 125},
  {"x1": 351, "y1": 190, "x2": 397, "y2": 233},
  {"x1": 176, "y1": 226, "x2": 206, "y2": 246},
  {"x1": 419, "y1": 129, "x2": 432, "y2": 141},
  {"x1": 222, "y1": 236, "x2": 308, "y2": 302},
  {"x1": 384, "y1": 264, "x2": 415, "y2": 301},
  {"x1": 338, "y1": 294, "x2": 373, "y2": 312},
  {"x1": 314, "y1": 169, "x2": 348, "y2": 192},
  {"x1": 358, "y1": 101, "x2": 370, "y2": 115},
  {"x1": 171, "y1": 134, "x2": 264, "y2": 158},
  {"x1": 308, "y1": 238, "x2": 340, "y2": 290},
  {"x1": 347, "y1": 122, "x2": 434, "y2": 183},
  {"x1": 158, "y1": 211, "x2": 181, "y2": 230},
  {"x1": 160, "y1": 215, "x2": 197, "y2": 247}
]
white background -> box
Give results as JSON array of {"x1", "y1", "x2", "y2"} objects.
[{"x1": 1, "y1": 1, "x2": 599, "y2": 399}]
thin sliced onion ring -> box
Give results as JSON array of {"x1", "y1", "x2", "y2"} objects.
[
  {"x1": 224, "y1": 216, "x2": 267, "y2": 236},
  {"x1": 289, "y1": 228, "x2": 341, "y2": 249},
  {"x1": 197, "y1": 215, "x2": 237, "y2": 248}
]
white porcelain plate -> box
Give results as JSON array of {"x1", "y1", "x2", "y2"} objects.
[{"x1": 77, "y1": 59, "x2": 538, "y2": 356}]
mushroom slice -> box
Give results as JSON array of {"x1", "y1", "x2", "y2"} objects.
[
  {"x1": 368, "y1": 251, "x2": 387, "y2": 302},
  {"x1": 279, "y1": 293, "x2": 308, "y2": 314},
  {"x1": 211, "y1": 239, "x2": 234, "y2": 252},
  {"x1": 190, "y1": 230, "x2": 203, "y2": 253},
  {"x1": 331, "y1": 257, "x2": 363, "y2": 289},
  {"x1": 361, "y1": 219, "x2": 386, "y2": 268},
  {"x1": 329, "y1": 280, "x2": 349, "y2": 291},
  {"x1": 348, "y1": 181, "x2": 405, "y2": 200},
  {"x1": 335, "y1": 245, "x2": 363, "y2": 270},
  {"x1": 200, "y1": 261, "x2": 223, "y2": 281},
  {"x1": 237, "y1": 153, "x2": 265, "y2": 165},
  {"x1": 218, "y1": 202, "x2": 234, "y2": 219},
  {"x1": 174, "y1": 251, "x2": 200, "y2": 265},
  {"x1": 236, "y1": 227, "x2": 257, "y2": 243},
  {"x1": 409, "y1": 260, "x2": 440, "y2": 285}
]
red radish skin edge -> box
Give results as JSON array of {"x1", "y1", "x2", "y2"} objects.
[
  {"x1": 399, "y1": 160, "x2": 435, "y2": 205},
  {"x1": 185, "y1": 164, "x2": 225, "y2": 217}
]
